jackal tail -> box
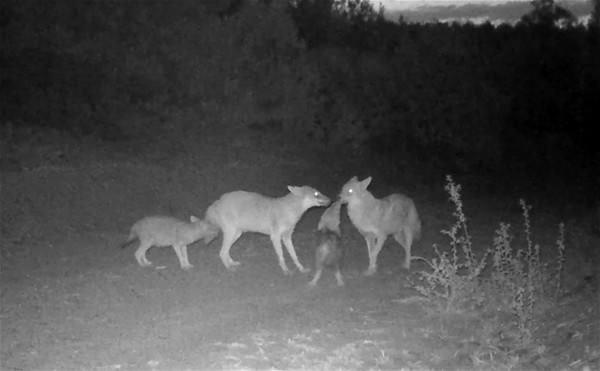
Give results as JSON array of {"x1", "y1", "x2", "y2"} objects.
[
  {"x1": 413, "y1": 215, "x2": 422, "y2": 241},
  {"x1": 119, "y1": 233, "x2": 138, "y2": 249}
]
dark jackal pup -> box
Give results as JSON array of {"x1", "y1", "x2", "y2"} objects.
[{"x1": 309, "y1": 200, "x2": 344, "y2": 287}]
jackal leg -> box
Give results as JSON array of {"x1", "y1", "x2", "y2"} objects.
[
  {"x1": 368, "y1": 233, "x2": 387, "y2": 275},
  {"x1": 308, "y1": 268, "x2": 323, "y2": 286},
  {"x1": 394, "y1": 229, "x2": 413, "y2": 269},
  {"x1": 270, "y1": 233, "x2": 292, "y2": 275},
  {"x1": 334, "y1": 268, "x2": 345, "y2": 286},
  {"x1": 173, "y1": 244, "x2": 193, "y2": 270},
  {"x1": 282, "y1": 231, "x2": 309, "y2": 273},
  {"x1": 363, "y1": 232, "x2": 379, "y2": 276},
  {"x1": 219, "y1": 228, "x2": 242, "y2": 270},
  {"x1": 135, "y1": 241, "x2": 153, "y2": 267}
]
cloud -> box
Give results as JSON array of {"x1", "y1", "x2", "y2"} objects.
[{"x1": 379, "y1": 0, "x2": 592, "y2": 23}]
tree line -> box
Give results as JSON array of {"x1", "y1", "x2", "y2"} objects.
[{"x1": 1, "y1": 0, "x2": 598, "y2": 190}]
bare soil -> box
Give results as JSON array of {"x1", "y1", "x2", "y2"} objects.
[{"x1": 1, "y1": 131, "x2": 598, "y2": 370}]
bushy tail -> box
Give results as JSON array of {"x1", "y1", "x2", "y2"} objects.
[
  {"x1": 119, "y1": 231, "x2": 137, "y2": 249},
  {"x1": 412, "y1": 208, "x2": 422, "y2": 241}
]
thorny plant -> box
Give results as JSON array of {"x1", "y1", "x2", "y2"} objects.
[
  {"x1": 411, "y1": 176, "x2": 567, "y2": 344},
  {"x1": 411, "y1": 175, "x2": 489, "y2": 313},
  {"x1": 492, "y1": 201, "x2": 566, "y2": 343}
]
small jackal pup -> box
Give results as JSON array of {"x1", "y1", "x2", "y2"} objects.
[
  {"x1": 204, "y1": 186, "x2": 331, "y2": 275},
  {"x1": 340, "y1": 176, "x2": 421, "y2": 275},
  {"x1": 309, "y1": 200, "x2": 344, "y2": 287},
  {"x1": 121, "y1": 215, "x2": 218, "y2": 270}
]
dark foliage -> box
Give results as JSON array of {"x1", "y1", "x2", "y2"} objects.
[
  {"x1": 519, "y1": 0, "x2": 576, "y2": 27},
  {"x1": 591, "y1": 0, "x2": 600, "y2": 29},
  {"x1": 1, "y1": 0, "x2": 598, "y2": 194}
]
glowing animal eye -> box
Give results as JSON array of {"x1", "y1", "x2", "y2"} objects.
[
  {"x1": 314, "y1": 192, "x2": 319, "y2": 197},
  {"x1": 348, "y1": 189, "x2": 353, "y2": 193}
]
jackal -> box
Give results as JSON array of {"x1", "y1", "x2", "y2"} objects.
[
  {"x1": 340, "y1": 176, "x2": 421, "y2": 275},
  {"x1": 204, "y1": 186, "x2": 331, "y2": 275},
  {"x1": 121, "y1": 215, "x2": 218, "y2": 270},
  {"x1": 309, "y1": 200, "x2": 344, "y2": 287}
]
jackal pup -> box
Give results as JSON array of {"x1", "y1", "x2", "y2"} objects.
[
  {"x1": 309, "y1": 199, "x2": 344, "y2": 287},
  {"x1": 340, "y1": 176, "x2": 421, "y2": 275},
  {"x1": 121, "y1": 215, "x2": 218, "y2": 270},
  {"x1": 204, "y1": 186, "x2": 330, "y2": 275}
]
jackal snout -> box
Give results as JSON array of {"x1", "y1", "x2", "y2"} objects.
[{"x1": 305, "y1": 189, "x2": 331, "y2": 208}]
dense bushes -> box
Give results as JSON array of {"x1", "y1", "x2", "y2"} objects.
[
  {"x1": 299, "y1": 16, "x2": 598, "y2": 180},
  {"x1": 293, "y1": 1, "x2": 598, "y2": 190},
  {"x1": 1, "y1": 0, "x2": 315, "y2": 138},
  {"x1": 1, "y1": 0, "x2": 598, "y2": 190}
]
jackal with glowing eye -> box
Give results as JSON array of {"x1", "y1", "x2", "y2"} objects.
[
  {"x1": 204, "y1": 186, "x2": 331, "y2": 275},
  {"x1": 340, "y1": 176, "x2": 421, "y2": 275}
]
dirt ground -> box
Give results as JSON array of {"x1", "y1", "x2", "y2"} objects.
[{"x1": 1, "y1": 131, "x2": 599, "y2": 370}]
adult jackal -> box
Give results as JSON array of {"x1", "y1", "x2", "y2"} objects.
[
  {"x1": 340, "y1": 176, "x2": 421, "y2": 275},
  {"x1": 309, "y1": 200, "x2": 344, "y2": 287},
  {"x1": 204, "y1": 186, "x2": 330, "y2": 275}
]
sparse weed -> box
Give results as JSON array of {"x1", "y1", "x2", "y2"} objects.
[
  {"x1": 411, "y1": 175, "x2": 489, "y2": 313},
  {"x1": 490, "y1": 200, "x2": 567, "y2": 343},
  {"x1": 410, "y1": 175, "x2": 567, "y2": 345}
]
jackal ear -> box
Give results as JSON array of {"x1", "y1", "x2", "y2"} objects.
[
  {"x1": 349, "y1": 176, "x2": 358, "y2": 182},
  {"x1": 288, "y1": 185, "x2": 301, "y2": 196},
  {"x1": 360, "y1": 176, "x2": 372, "y2": 190},
  {"x1": 190, "y1": 215, "x2": 200, "y2": 223}
]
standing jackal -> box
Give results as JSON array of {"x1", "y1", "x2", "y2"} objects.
[
  {"x1": 309, "y1": 200, "x2": 344, "y2": 287},
  {"x1": 121, "y1": 215, "x2": 219, "y2": 270},
  {"x1": 204, "y1": 186, "x2": 331, "y2": 275},
  {"x1": 340, "y1": 176, "x2": 421, "y2": 275}
]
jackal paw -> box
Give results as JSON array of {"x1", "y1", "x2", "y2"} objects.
[
  {"x1": 298, "y1": 266, "x2": 311, "y2": 274},
  {"x1": 225, "y1": 264, "x2": 239, "y2": 272},
  {"x1": 363, "y1": 267, "x2": 377, "y2": 276},
  {"x1": 138, "y1": 260, "x2": 152, "y2": 268},
  {"x1": 181, "y1": 264, "x2": 194, "y2": 271},
  {"x1": 222, "y1": 257, "x2": 241, "y2": 271}
]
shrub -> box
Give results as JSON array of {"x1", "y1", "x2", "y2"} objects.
[
  {"x1": 410, "y1": 176, "x2": 567, "y2": 344},
  {"x1": 411, "y1": 175, "x2": 489, "y2": 313},
  {"x1": 490, "y1": 201, "x2": 566, "y2": 343}
]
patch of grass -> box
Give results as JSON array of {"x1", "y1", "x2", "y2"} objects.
[{"x1": 211, "y1": 329, "x2": 393, "y2": 370}]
